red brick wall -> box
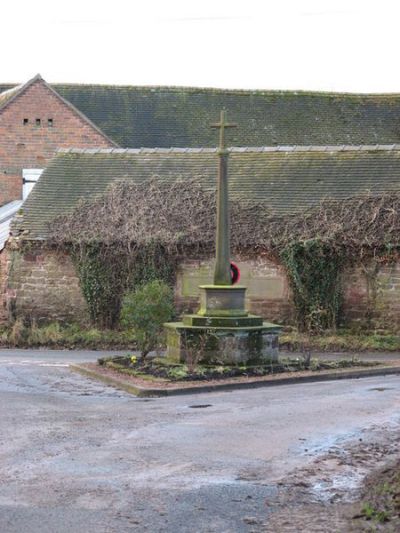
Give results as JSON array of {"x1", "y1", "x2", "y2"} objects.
[{"x1": 0, "y1": 79, "x2": 114, "y2": 206}]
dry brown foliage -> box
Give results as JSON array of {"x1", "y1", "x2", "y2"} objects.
[
  {"x1": 50, "y1": 178, "x2": 400, "y2": 260},
  {"x1": 49, "y1": 178, "x2": 271, "y2": 258},
  {"x1": 48, "y1": 179, "x2": 400, "y2": 329},
  {"x1": 270, "y1": 193, "x2": 400, "y2": 258}
]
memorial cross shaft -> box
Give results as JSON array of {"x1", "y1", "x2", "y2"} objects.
[{"x1": 211, "y1": 110, "x2": 237, "y2": 285}]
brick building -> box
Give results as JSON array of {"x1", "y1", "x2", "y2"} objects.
[
  {"x1": 4, "y1": 73, "x2": 400, "y2": 208},
  {"x1": 3, "y1": 75, "x2": 400, "y2": 327},
  {"x1": 0, "y1": 74, "x2": 116, "y2": 207}
]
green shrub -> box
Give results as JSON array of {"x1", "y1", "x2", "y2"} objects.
[{"x1": 120, "y1": 280, "x2": 174, "y2": 358}]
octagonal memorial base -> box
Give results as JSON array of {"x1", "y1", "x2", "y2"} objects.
[
  {"x1": 164, "y1": 321, "x2": 282, "y2": 365},
  {"x1": 165, "y1": 283, "x2": 282, "y2": 365}
]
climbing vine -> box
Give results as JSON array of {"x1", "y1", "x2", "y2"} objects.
[
  {"x1": 70, "y1": 242, "x2": 176, "y2": 328},
  {"x1": 49, "y1": 180, "x2": 400, "y2": 332},
  {"x1": 71, "y1": 244, "x2": 126, "y2": 327},
  {"x1": 49, "y1": 178, "x2": 267, "y2": 328},
  {"x1": 280, "y1": 240, "x2": 344, "y2": 332}
]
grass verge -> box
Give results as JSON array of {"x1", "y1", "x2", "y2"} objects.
[
  {"x1": 0, "y1": 320, "x2": 136, "y2": 350},
  {"x1": 1, "y1": 320, "x2": 400, "y2": 353},
  {"x1": 280, "y1": 330, "x2": 400, "y2": 352}
]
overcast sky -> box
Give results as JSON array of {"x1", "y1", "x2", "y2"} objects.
[{"x1": 3, "y1": 0, "x2": 400, "y2": 92}]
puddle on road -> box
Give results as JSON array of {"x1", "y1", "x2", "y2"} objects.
[
  {"x1": 310, "y1": 469, "x2": 365, "y2": 503},
  {"x1": 288, "y1": 421, "x2": 400, "y2": 506}
]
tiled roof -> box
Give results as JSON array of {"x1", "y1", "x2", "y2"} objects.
[
  {"x1": 0, "y1": 84, "x2": 23, "y2": 109},
  {"x1": 4, "y1": 83, "x2": 400, "y2": 147},
  {"x1": 0, "y1": 84, "x2": 15, "y2": 94},
  {"x1": 15, "y1": 146, "x2": 400, "y2": 240}
]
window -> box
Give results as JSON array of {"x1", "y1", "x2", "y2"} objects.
[
  {"x1": 48, "y1": 118, "x2": 53, "y2": 127},
  {"x1": 23, "y1": 118, "x2": 29, "y2": 125},
  {"x1": 35, "y1": 118, "x2": 41, "y2": 126}
]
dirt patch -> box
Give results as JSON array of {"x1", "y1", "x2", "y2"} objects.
[{"x1": 263, "y1": 424, "x2": 400, "y2": 532}]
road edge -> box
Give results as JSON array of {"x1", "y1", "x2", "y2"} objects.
[{"x1": 70, "y1": 363, "x2": 400, "y2": 397}]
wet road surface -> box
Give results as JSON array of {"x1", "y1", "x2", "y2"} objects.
[{"x1": 0, "y1": 350, "x2": 399, "y2": 532}]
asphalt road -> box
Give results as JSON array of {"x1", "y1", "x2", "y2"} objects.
[{"x1": 0, "y1": 350, "x2": 399, "y2": 532}]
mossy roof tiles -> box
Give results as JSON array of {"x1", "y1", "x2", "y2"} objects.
[
  {"x1": 16, "y1": 146, "x2": 400, "y2": 240},
  {"x1": 0, "y1": 84, "x2": 23, "y2": 109},
  {"x1": 51, "y1": 86, "x2": 400, "y2": 147},
  {"x1": 4, "y1": 83, "x2": 400, "y2": 147}
]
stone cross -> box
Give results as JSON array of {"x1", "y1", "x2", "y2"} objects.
[{"x1": 211, "y1": 110, "x2": 237, "y2": 285}]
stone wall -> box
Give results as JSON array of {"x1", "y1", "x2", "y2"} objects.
[
  {"x1": 342, "y1": 261, "x2": 400, "y2": 330},
  {"x1": 4, "y1": 246, "x2": 88, "y2": 324},
  {"x1": 175, "y1": 256, "x2": 293, "y2": 323},
  {"x1": 3, "y1": 246, "x2": 400, "y2": 331},
  {"x1": 177, "y1": 257, "x2": 400, "y2": 331}
]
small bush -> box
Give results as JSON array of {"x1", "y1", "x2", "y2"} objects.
[{"x1": 120, "y1": 280, "x2": 174, "y2": 358}]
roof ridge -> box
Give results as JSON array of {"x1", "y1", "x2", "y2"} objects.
[
  {"x1": 51, "y1": 82, "x2": 400, "y2": 98},
  {"x1": 58, "y1": 144, "x2": 400, "y2": 155},
  {"x1": 0, "y1": 74, "x2": 43, "y2": 113}
]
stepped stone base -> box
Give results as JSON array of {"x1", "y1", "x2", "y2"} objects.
[
  {"x1": 183, "y1": 314, "x2": 263, "y2": 328},
  {"x1": 165, "y1": 322, "x2": 282, "y2": 365},
  {"x1": 165, "y1": 284, "x2": 282, "y2": 365}
]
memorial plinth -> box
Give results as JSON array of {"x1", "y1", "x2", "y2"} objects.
[
  {"x1": 165, "y1": 111, "x2": 282, "y2": 365},
  {"x1": 165, "y1": 284, "x2": 282, "y2": 364},
  {"x1": 198, "y1": 285, "x2": 247, "y2": 317}
]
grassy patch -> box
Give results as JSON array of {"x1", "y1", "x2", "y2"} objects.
[
  {"x1": 3, "y1": 320, "x2": 400, "y2": 353},
  {"x1": 98, "y1": 355, "x2": 380, "y2": 382},
  {"x1": 360, "y1": 502, "x2": 389, "y2": 523},
  {"x1": 352, "y1": 461, "x2": 400, "y2": 528},
  {"x1": 280, "y1": 330, "x2": 400, "y2": 352},
  {"x1": 0, "y1": 320, "x2": 137, "y2": 349}
]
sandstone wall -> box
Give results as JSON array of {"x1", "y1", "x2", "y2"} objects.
[
  {"x1": 175, "y1": 257, "x2": 293, "y2": 323},
  {"x1": 342, "y1": 261, "x2": 400, "y2": 330},
  {"x1": 3, "y1": 247, "x2": 400, "y2": 331},
  {"x1": 4, "y1": 247, "x2": 88, "y2": 324}
]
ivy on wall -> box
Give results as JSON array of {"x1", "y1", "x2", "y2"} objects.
[
  {"x1": 49, "y1": 180, "x2": 400, "y2": 331},
  {"x1": 280, "y1": 240, "x2": 344, "y2": 332},
  {"x1": 71, "y1": 244, "x2": 124, "y2": 327},
  {"x1": 71, "y1": 243, "x2": 176, "y2": 328}
]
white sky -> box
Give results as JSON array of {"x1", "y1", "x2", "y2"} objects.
[{"x1": 2, "y1": 0, "x2": 400, "y2": 92}]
